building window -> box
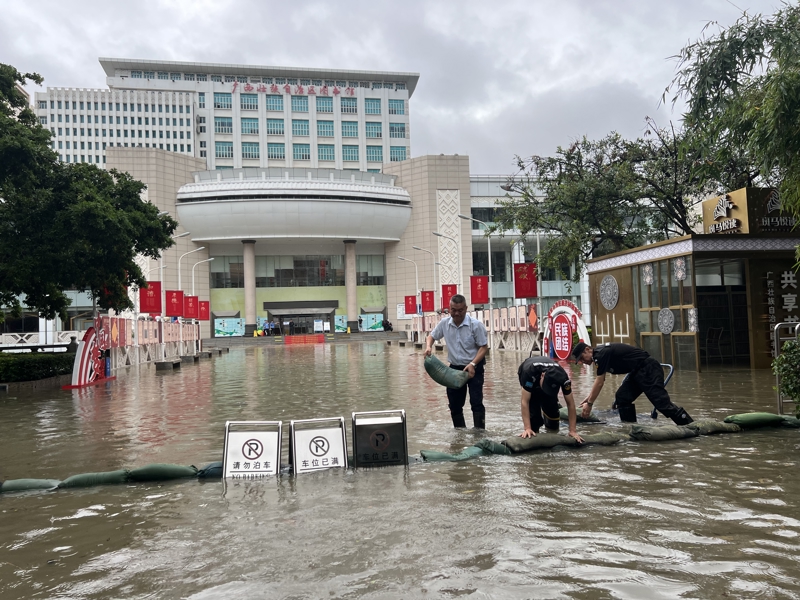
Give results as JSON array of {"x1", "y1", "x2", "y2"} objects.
[
  {"x1": 341, "y1": 97, "x2": 357, "y2": 114},
  {"x1": 241, "y1": 118, "x2": 259, "y2": 135},
  {"x1": 198, "y1": 92, "x2": 205, "y2": 108},
  {"x1": 214, "y1": 93, "x2": 232, "y2": 109},
  {"x1": 366, "y1": 146, "x2": 383, "y2": 162},
  {"x1": 200, "y1": 141, "x2": 206, "y2": 148},
  {"x1": 317, "y1": 120, "x2": 334, "y2": 137},
  {"x1": 342, "y1": 121, "x2": 358, "y2": 137},
  {"x1": 266, "y1": 95, "x2": 283, "y2": 111},
  {"x1": 225, "y1": 75, "x2": 235, "y2": 83},
  {"x1": 215, "y1": 141, "x2": 234, "y2": 158},
  {"x1": 396, "y1": 82, "x2": 406, "y2": 90},
  {"x1": 197, "y1": 73, "x2": 207, "y2": 82},
  {"x1": 390, "y1": 146, "x2": 407, "y2": 161},
  {"x1": 200, "y1": 150, "x2": 207, "y2": 157},
  {"x1": 389, "y1": 123, "x2": 406, "y2": 138},
  {"x1": 157, "y1": 72, "x2": 168, "y2": 80},
  {"x1": 38, "y1": 100, "x2": 47, "y2": 109},
  {"x1": 291, "y1": 96, "x2": 308, "y2": 112},
  {"x1": 388, "y1": 99, "x2": 405, "y2": 115},
  {"x1": 365, "y1": 122, "x2": 382, "y2": 138},
  {"x1": 316, "y1": 96, "x2": 333, "y2": 113},
  {"x1": 242, "y1": 142, "x2": 260, "y2": 159},
  {"x1": 267, "y1": 143, "x2": 285, "y2": 159},
  {"x1": 215, "y1": 117, "x2": 233, "y2": 134},
  {"x1": 39, "y1": 116, "x2": 47, "y2": 125},
  {"x1": 318, "y1": 144, "x2": 335, "y2": 161},
  {"x1": 342, "y1": 145, "x2": 359, "y2": 161},
  {"x1": 240, "y1": 94, "x2": 258, "y2": 110},
  {"x1": 293, "y1": 143, "x2": 311, "y2": 160},
  {"x1": 365, "y1": 98, "x2": 381, "y2": 115},
  {"x1": 266, "y1": 118, "x2": 284, "y2": 135},
  {"x1": 143, "y1": 71, "x2": 154, "y2": 79},
  {"x1": 211, "y1": 74, "x2": 222, "y2": 82},
  {"x1": 292, "y1": 119, "x2": 309, "y2": 136}
]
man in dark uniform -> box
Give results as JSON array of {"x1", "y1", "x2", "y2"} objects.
[
  {"x1": 517, "y1": 356, "x2": 583, "y2": 442},
  {"x1": 571, "y1": 342, "x2": 693, "y2": 425}
]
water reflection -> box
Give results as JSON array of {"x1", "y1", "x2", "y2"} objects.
[{"x1": 0, "y1": 344, "x2": 798, "y2": 599}]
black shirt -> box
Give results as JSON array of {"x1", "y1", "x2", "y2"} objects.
[
  {"x1": 518, "y1": 356, "x2": 572, "y2": 396},
  {"x1": 593, "y1": 343, "x2": 650, "y2": 375}
]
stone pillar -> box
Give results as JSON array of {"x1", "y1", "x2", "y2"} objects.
[
  {"x1": 344, "y1": 240, "x2": 358, "y2": 333},
  {"x1": 242, "y1": 240, "x2": 256, "y2": 336}
]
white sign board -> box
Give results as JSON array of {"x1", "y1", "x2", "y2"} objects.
[
  {"x1": 292, "y1": 426, "x2": 346, "y2": 473},
  {"x1": 323, "y1": 321, "x2": 331, "y2": 332},
  {"x1": 397, "y1": 302, "x2": 411, "y2": 321},
  {"x1": 313, "y1": 319, "x2": 324, "y2": 332},
  {"x1": 223, "y1": 423, "x2": 281, "y2": 478}
]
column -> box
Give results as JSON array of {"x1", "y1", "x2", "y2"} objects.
[
  {"x1": 242, "y1": 240, "x2": 256, "y2": 336},
  {"x1": 344, "y1": 240, "x2": 358, "y2": 333}
]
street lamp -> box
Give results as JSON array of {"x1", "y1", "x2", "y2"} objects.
[
  {"x1": 458, "y1": 213, "x2": 494, "y2": 348},
  {"x1": 191, "y1": 257, "x2": 214, "y2": 296},
  {"x1": 397, "y1": 256, "x2": 419, "y2": 315},
  {"x1": 412, "y1": 245, "x2": 437, "y2": 312},
  {"x1": 178, "y1": 247, "x2": 205, "y2": 292},
  {"x1": 160, "y1": 231, "x2": 191, "y2": 283},
  {"x1": 432, "y1": 231, "x2": 463, "y2": 293}
]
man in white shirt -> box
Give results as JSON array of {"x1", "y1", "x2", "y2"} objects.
[{"x1": 424, "y1": 295, "x2": 489, "y2": 429}]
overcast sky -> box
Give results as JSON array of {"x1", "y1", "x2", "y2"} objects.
[{"x1": 1, "y1": 0, "x2": 781, "y2": 173}]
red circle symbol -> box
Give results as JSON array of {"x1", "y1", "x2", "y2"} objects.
[{"x1": 552, "y1": 313, "x2": 572, "y2": 360}]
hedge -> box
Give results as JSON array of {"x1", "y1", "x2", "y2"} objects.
[{"x1": 0, "y1": 352, "x2": 75, "y2": 383}]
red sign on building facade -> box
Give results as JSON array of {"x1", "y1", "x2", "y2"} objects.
[
  {"x1": 470, "y1": 276, "x2": 489, "y2": 305},
  {"x1": 404, "y1": 295, "x2": 417, "y2": 316},
  {"x1": 421, "y1": 290, "x2": 435, "y2": 313},
  {"x1": 513, "y1": 263, "x2": 538, "y2": 298},
  {"x1": 442, "y1": 284, "x2": 458, "y2": 309},
  {"x1": 139, "y1": 281, "x2": 161, "y2": 313},
  {"x1": 165, "y1": 290, "x2": 184, "y2": 317},
  {"x1": 183, "y1": 295, "x2": 199, "y2": 319},
  {"x1": 199, "y1": 301, "x2": 210, "y2": 321}
]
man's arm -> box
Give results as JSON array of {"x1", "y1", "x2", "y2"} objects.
[
  {"x1": 580, "y1": 373, "x2": 606, "y2": 418},
  {"x1": 518, "y1": 389, "x2": 535, "y2": 438},
  {"x1": 424, "y1": 334, "x2": 435, "y2": 357},
  {"x1": 563, "y1": 391, "x2": 584, "y2": 443}
]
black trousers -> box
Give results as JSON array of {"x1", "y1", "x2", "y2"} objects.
[
  {"x1": 446, "y1": 360, "x2": 485, "y2": 425},
  {"x1": 615, "y1": 357, "x2": 692, "y2": 424},
  {"x1": 529, "y1": 390, "x2": 560, "y2": 432}
]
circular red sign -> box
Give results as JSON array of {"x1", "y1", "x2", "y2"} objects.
[{"x1": 552, "y1": 313, "x2": 572, "y2": 360}]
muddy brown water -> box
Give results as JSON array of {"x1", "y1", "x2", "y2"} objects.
[{"x1": 1, "y1": 344, "x2": 798, "y2": 599}]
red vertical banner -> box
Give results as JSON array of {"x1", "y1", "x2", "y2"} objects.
[
  {"x1": 404, "y1": 295, "x2": 417, "y2": 316},
  {"x1": 139, "y1": 281, "x2": 162, "y2": 313},
  {"x1": 470, "y1": 276, "x2": 489, "y2": 305},
  {"x1": 514, "y1": 262, "x2": 538, "y2": 298},
  {"x1": 442, "y1": 284, "x2": 458, "y2": 309},
  {"x1": 421, "y1": 290, "x2": 435, "y2": 312},
  {"x1": 165, "y1": 290, "x2": 184, "y2": 317},
  {"x1": 199, "y1": 301, "x2": 210, "y2": 321},
  {"x1": 183, "y1": 295, "x2": 199, "y2": 319}
]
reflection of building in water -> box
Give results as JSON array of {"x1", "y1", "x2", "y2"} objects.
[{"x1": 586, "y1": 188, "x2": 800, "y2": 371}]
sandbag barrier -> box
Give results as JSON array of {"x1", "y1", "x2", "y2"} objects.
[{"x1": 3, "y1": 413, "x2": 800, "y2": 491}]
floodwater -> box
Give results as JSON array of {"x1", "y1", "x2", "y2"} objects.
[{"x1": 1, "y1": 343, "x2": 799, "y2": 600}]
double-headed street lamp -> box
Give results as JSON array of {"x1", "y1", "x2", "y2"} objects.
[
  {"x1": 432, "y1": 231, "x2": 463, "y2": 293},
  {"x1": 178, "y1": 247, "x2": 205, "y2": 293},
  {"x1": 458, "y1": 213, "x2": 494, "y2": 348},
  {"x1": 192, "y1": 257, "x2": 214, "y2": 296},
  {"x1": 412, "y1": 245, "x2": 437, "y2": 312}
]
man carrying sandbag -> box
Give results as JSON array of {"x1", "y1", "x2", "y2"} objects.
[
  {"x1": 517, "y1": 356, "x2": 583, "y2": 443},
  {"x1": 424, "y1": 294, "x2": 488, "y2": 429},
  {"x1": 571, "y1": 342, "x2": 693, "y2": 425}
]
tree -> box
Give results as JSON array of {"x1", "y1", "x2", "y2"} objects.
[{"x1": 0, "y1": 63, "x2": 177, "y2": 321}]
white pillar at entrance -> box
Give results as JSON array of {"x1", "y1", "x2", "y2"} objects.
[
  {"x1": 242, "y1": 240, "x2": 256, "y2": 335},
  {"x1": 344, "y1": 240, "x2": 358, "y2": 332}
]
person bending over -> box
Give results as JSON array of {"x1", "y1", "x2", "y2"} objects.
[{"x1": 517, "y1": 356, "x2": 583, "y2": 442}]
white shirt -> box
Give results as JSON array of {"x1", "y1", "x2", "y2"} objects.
[{"x1": 430, "y1": 314, "x2": 488, "y2": 366}]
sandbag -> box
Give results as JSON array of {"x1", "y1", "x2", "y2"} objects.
[
  {"x1": 580, "y1": 432, "x2": 629, "y2": 446},
  {"x1": 559, "y1": 406, "x2": 603, "y2": 423},
  {"x1": 197, "y1": 462, "x2": 223, "y2": 478},
  {"x1": 127, "y1": 463, "x2": 199, "y2": 482},
  {"x1": 420, "y1": 446, "x2": 486, "y2": 462},
  {"x1": 686, "y1": 419, "x2": 742, "y2": 435},
  {"x1": 723, "y1": 412, "x2": 786, "y2": 428},
  {"x1": 503, "y1": 433, "x2": 580, "y2": 453},
  {"x1": 474, "y1": 439, "x2": 512, "y2": 455},
  {"x1": 424, "y1": 355, "x2": 469, "y2": 389},
  {"x1": 780, "y1": 416, "x2": 800, "y2": 428},
  {"x1": 58, "y1": 470, "x2": 130, "y2": 489},
  {"x1": 1, "y1": 478, "x2": 60, "y2": 493},
  {"x1": 629, "y1": 425, "x2": 699, "y2": 441}
]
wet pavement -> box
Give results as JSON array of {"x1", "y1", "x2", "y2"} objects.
[{"x1": 1, "y1": 344, "x2": 798, "y2": 599}]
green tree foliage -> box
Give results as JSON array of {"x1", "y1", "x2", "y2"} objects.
[
  {"x1": 773, "y1": 340, "x2": 800, "y2": 417},
  {"x1": 0, "y1": 63, "x2": 177, "y2": 320}
]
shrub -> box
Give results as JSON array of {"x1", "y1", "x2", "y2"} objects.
[
  {"x1": 0, "y1": 352, "x2": 75, "y2": 383},
  {"x1": 773, "y1": 340, "x2": 800, "y2": 417}
]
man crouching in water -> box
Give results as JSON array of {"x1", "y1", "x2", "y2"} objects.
[
  {"x1": 571, "y1": 342, "x2": 693, "y2": 425},
  {"x1": 517, "y1": 356, "x2": 583, "y2": 443}
]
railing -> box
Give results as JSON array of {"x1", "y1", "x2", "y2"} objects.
[
  {"x1": 0, "y1": 331, "x2": 82, "y2": 347},
  {"x1": 773, "y1": 322, "x2": 800, "y2": 414}
]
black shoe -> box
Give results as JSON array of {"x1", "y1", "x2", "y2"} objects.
[
  {"x1": 451, "y1": 412, "x2": 467, "y2": 428},
  {"x1": 472, "y1": 412, "x2": 486, "y2": 429},
  {"x1": 670, "y1": 409, "x2": 694, "y2": 426}
]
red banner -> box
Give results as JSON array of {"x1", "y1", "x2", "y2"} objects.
[
  {"x1": 404, "y1": 295, "x2": 417, "y2": 316},
  {"x1": 199, "y1": 301, "x2": 210, "y2": 321},
  {"x1": 139, "y1": 281, "x2": 162, "y2": 313},
  {"x1": 442, "y1": 284, "x2": 458, "y2": 309},
  {"x1": 183, "y1": 295, "x2": 199, "y2": 319},
  {"x1": 470, "y1": 276, "x2": 489, "y2": 305},
  {"x1": 165, "y1": 290, "x2": 184, "y2": 317},
  {"x1": 514, "y1": 263, "x2": 538, "y2": 298},
  {"x1": 421, "y1": 290, "x2": 435, "y2": 313}
]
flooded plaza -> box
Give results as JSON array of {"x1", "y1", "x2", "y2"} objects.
[{"x1": 1, "y1": 342, "x2": 799, "y2": 599}]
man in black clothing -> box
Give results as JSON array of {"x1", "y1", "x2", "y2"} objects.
[
  {"x1": 571, "y1": 342, "x2": 693, "y2": 425},
  {"x1": 517, "y1": 356, "x2": 583, "y2": 442}
]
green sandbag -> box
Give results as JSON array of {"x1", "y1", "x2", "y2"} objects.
[
  {"x1": 424, "y1": 355, "x2": 469, "y2": 389},
  {"x1": 559, "y1": 406, "x2": 603, "y2": 423},
  {"x1": 420, "y1": 446, "x2": 486, "y2": 462},
  {"x1": 197, "y1": 461, "x2": 224, "y2": 478},
  {"x1": 686, "y1": 419, "x2": 742, "y2": 435},
  {"x1": 781, "y1": 416, "x2": 800, "y2": 428},
  {"x1": 629, "y1": 425, "x2": 699, "y2": 441},
  {"x1": 127, "y1": 463, "x2": 199, "y2": 482},
  {"x1": 581, "y1": 432, "x2": 629, "y2": 446},
  {"x1": 1, "y1": 479, "x2": 60, "y2": 493},
  {"x1": 474, "y1": 439, "x2": 512, "y2": 455},
  {"x1": 723, "y1": 412, "x2": 786, "y2": 428},
  {"x1": 503, "y1": 433, "x2": 579, "y2": 453},
  {"x1": 58, "y1": 470, "x2": 129, "y2": 489}
]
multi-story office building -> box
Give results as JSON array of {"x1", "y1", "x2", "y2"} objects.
[{"x1": 34, "y1": 58, "x2": 417, "y2": 172}]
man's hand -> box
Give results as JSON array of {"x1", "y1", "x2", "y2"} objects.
[
  {"x1": 464, "y1": 363, "x2": 475, "y2": 379},
  {"x1": 424, "y1": 346, "x2": 432, "y2": 357},
  {"x1": 568, "y1": 430, "x2": 584, "y2": 444},
  {"x1": 579, "y1": 400, "x2": 593, "y2": 419},
  {"x1": 518, "y1": 429, "x2": 537, "y2": 439}
]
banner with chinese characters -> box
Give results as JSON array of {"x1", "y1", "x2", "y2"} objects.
[
  {"x1": 470, "y1": 276, "x2": 489, "y2": 305},
  {"x1": 165, "y1": 290, "x2": 184, "y2": 317},
  {"x1": 513, "y1": 263, "x2": 538, "y2": 298},
  {"x1": 183, "y1": 295, "x2": 199, "y2": 319},
  {"x1": 442, "y1": 284, "x2": 458, "y2": 309},
  {"x1": 421, "y1": 290, "x2": 435, "y2": 313},
  {"x1": 199, "y1": 301, "x2": 210, "y2": 321},
  {"x1": 139, "y1": 281, "x2": 161, "y2": 313},
  {"x1": 404, "y1": 295, "x2": 417, "y2": 316},
  {"x1": 755, "y1": 263, "x2": 799, "y2": 367},
  {"x1": 551, "y1": 313, "x2": 572, "y2": 360}
]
